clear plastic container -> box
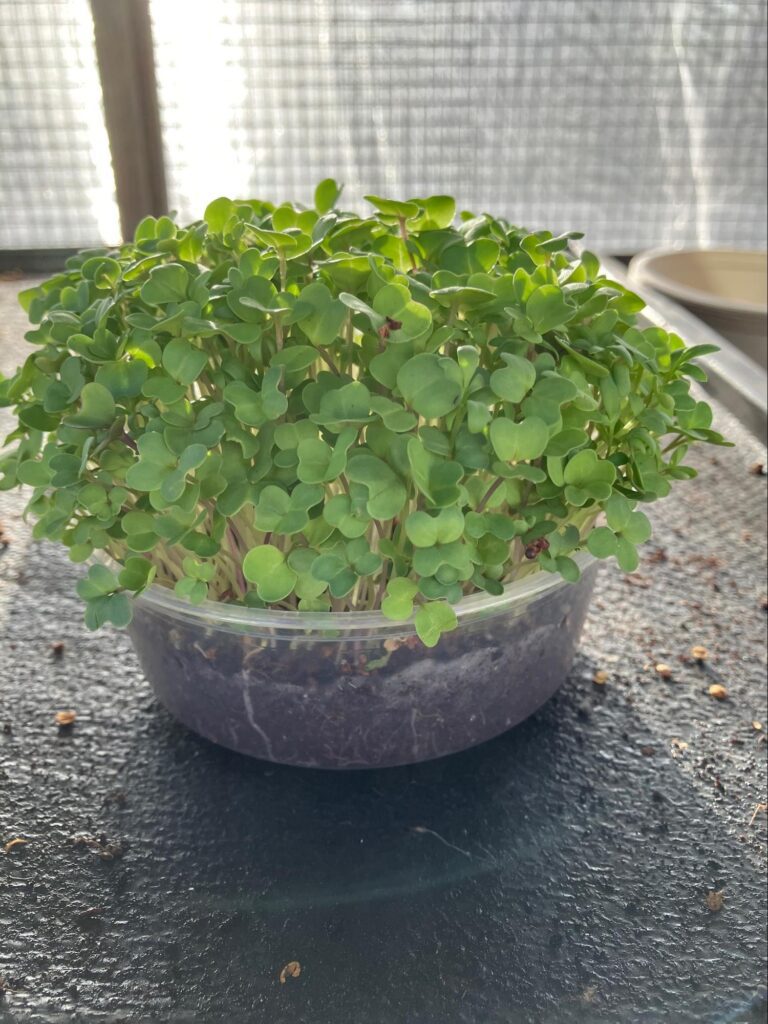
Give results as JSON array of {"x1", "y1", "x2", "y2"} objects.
[{"x1": 128, "y1": 553, "x2": 598, "y2": 769}]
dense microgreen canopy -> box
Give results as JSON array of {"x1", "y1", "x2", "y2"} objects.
[{"x1": 0, "y1": 183, "x2": 729, "y2": 645}]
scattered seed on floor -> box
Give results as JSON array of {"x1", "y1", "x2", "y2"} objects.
[
  {"x1": 646, "y1": 547, "x2": 668, "y2": 563},
  {"x1": 69, "y1": 833, "x2": 123, "y2": 860},
  {"x1": 706, "y1": 889, "x2": 725, "y2": 912},
  {"x1": 690, "y1": 645, "x2": 709, "y2": 661},
  {"x1": 3, "y1": 838, "x2": 28, "y2": 855},
  {"x1": 655, "y1": 663, "x2": 673, "y2": 679},
  {"x1": 279, "y1": 961, "x2": 301, "y2": 984},
  {"x1": 708, "y1": 684, "x2": 729, "y2": 700},
  {"x1": 50, "y1": 641, "x2": 65, "y2": 659},
  {"x1": 55, "y1": 710, "x2": 76, "y2": 727},
  {"x1": 752, "y1": 721, "x2": 763, "y2": 731},
  {"x1": 624, "y1": 573, "x2": 651, "y2": 589},
  {"x1": 592, "y1": 670, "x2": 609, "y2": 686}
]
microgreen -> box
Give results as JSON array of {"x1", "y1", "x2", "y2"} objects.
[{"x1": 0, "y1": 183, "x2": 729, "y2": 646}]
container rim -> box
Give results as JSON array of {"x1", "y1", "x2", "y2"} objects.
[
  {"x1": 132, "y1": 550, "x2": 596, "y2": 634},
  {"x1": 628, "y1": 246, "x2": 768, "y2": 317}
]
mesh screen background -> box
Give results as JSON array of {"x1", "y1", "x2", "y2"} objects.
[
  {"x1": 0, "y1": 1, "x2": 765, "y2": 251},
  {"x1": 152, "y1": 0, "x2": 768, "y2": 253},
  {"x1": 0, "y1": 0, "x2": 119, "y2": 249}
]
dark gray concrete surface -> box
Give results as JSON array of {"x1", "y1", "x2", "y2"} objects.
[{"x1": 1, "y1": 278, "x2": 766, "y2": 1023}]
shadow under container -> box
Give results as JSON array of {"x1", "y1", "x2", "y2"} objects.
[{"x1": 128, "y1": 553, "x2": 598, "y2": 769}]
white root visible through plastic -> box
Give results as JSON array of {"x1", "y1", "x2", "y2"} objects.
[{"x1": 410, "y1": 825, "x2": 473, "y2": 859}]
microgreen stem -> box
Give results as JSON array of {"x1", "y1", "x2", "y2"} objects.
[{"x1": 476, "y1": 477, "x2": 504, "y2": 513}]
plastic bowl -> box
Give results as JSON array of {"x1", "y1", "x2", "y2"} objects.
[
  {"x1": 128, "y1": 554, "x2": 598, "y2": 769},
  {"x1": 628, "y1": 248, "x2": 767, "y2": 369}
]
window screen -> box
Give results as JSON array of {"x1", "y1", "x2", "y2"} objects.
[
  {"x1": 0, "y1": 0, "x2": 119, "y2": 249},
  {"x1": 151, "y1": 0, "x2": 768, "y2": 253}
]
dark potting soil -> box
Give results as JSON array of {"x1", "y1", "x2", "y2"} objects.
[{"x1": 127, "y1": 564, "x2": 597, "y2": 768}]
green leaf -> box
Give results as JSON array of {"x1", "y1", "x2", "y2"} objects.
[
  {"x1": 67, "y1": 382, "x2": 116, "y2": 428},
  {"x1": 82, "y1": 256, "x2": 121, "y2": 290},
  {"x1": 587, "y1": 526, "x2": 618, "y2": 559},
  {"x1": 174, "y1": 577, "x2": 208, "y2": 604},
  {"x1": 124, "y1": 432, "x2": 176, "y2": 490},
  {"x1": 312, "y1": 381, "x2": 372, "y2": 430},
  {"x1": 364, "y1": 195, "x2": 420, "y2": 220},
  {"x1": 16, "y1": 460, "x2": 51, "y2": 486},
  {"x1": 95, "y1": 359, "x2": 148, "y2": 399},
  {"x1": 314, "y1": 178, "x2": 342, "y2": 213},
  {"x1": 254, "y1": 484, "x2": 322, "y2": 535},
  {"x1": 162, "y1": 338, "x2": 208, "y2": 384},
  {"x1": 604, "y1": 493, "x2": 632, "y2": 531},
  {"x1": 310, "y1": 552, "x2": 347, "y2": 583},
  {"x1": 204, "y1": 197, "x2": 235, "y2": 233},
  {"x1": 370, "y1": 342, "x2": 414, "y2": 389},
  {"x1": 227, "y1": 275, "x2": 284, "y2": 321},
  {"x1": 118, "y1": 556, "x2": 157, "y2": 592},
  {"x1": 140, "y1": 264, "x2": 189, "y2": 305},
  {"x1": 381, "y1": 577, "x2": 419, "y2": 620},
  {"x1": 405, "y1": 508, "x2": 464, "y2": 547},
  {"x1": 489, "y1": 355, "x2": 537, "y2": 404},
  {"x1": 370, "y1": 395, "x2": 418, "y2": 433},
  {"x1": 142, "y1": 376, "x2": 186, "y2": 404},
  {"x1": 489, "y1": 417, "x2": 549, "y2": 462},
  {"x1": 296, "y1": 281, "x2": 347, "y2": 346},
  {"x1": 545, "y1": 428, "x2": 586, "y2": 457},
  {"x1": 223, "y1": 381, "x2": 265, "y2": 427},
  {"x1": 297, "y1": 427, "x2": 356, "y2": 484},
  {"x1": 526, "y1": 284, "x2": 576, "y2": 334},
  {"x1": 372, "y1": 284, "x2": 432, "y2": 342},
  {"x1": 347, "y1": 454, "x2": 406, "y2": 520},
  {"x1": 242, "y1": 545, "x2": 298, "y2": 602},
  {"x1": 622, "y1": 510, "x2": 652, "y2": 545},
  {"x1": 397, "y1": 354, "x2": 462, "y2": 418},
  {"x1": 261, "y1": 365, "x2": 288, "y2": 420},
  {"x1": 218, "y1": 320, "x2": 263, "y2": 345},
  {"x1": 104, "y1": 592, "x2": 134, "y2": 627},
  {"x1": 415, "y1": 194, "x2": 456, "y2": 229},
  {"x1": 414, "y1": 601, "x2": 458, "y2": 647},
  {"x1": 76, "y1": 563, "x2": 119, "y2": 600},
  {"x1": 563, "y1": 449, "x2": 617, "y2": 504},
  {"x1": 323, "y1": 493, "x2": 370, "y2": 538},
  {"x1": 270, "y1": 345, "x2": 318, "y2": 383},
  {"x1": 615, "y1": 535, "x2": 640, "y2": 572},
  {"x1": 338, "y1": 292, "x2": 385, "y2": 329},
  {"x1": 554, "y1": 555, "x2": 581, "y2": 583}
]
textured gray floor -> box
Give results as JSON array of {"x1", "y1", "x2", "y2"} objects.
[{"x1": 0, "y1": 278, "x2": 766, "y2": 1024}]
